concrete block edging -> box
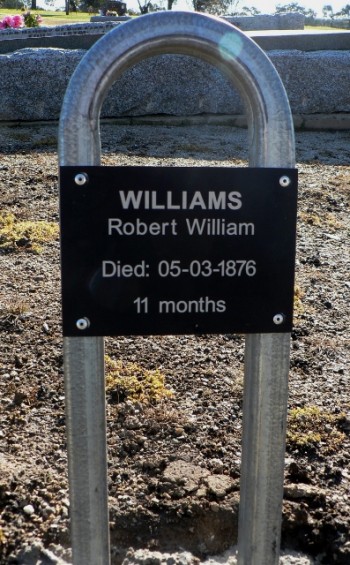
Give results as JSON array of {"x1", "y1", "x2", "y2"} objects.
[{"x1": 0, "y1": 20, "x2": 349, "y2": 127}]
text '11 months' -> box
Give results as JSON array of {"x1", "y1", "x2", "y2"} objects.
[{"x1": 59, "y1": 166, "x2": 298, "y2": 336}]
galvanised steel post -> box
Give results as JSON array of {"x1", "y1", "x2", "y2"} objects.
[{"x1": 59, "y1": 11, "x2": 295, "y2": 565}]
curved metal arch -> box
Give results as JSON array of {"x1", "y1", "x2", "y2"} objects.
[
  {"x1": 59, "y1": 11, "x2": 294, "y2": 168},
  {"x1": 59, "y1": 12, "x2": 295, "y2": 565}
]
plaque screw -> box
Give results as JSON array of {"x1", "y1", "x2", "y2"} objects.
[
  {"x1": 279, "y1": 175, "x2": 291, "y2": 188},
  {"x1": 74, "y1": 173, "x2": 89, "y2": 186},
  {"x1": 76, "y1": 317, "x2": 90, "y2": 330},
  {"x1": 273, "y1": 313, "x2": 285, "y2": 325}
]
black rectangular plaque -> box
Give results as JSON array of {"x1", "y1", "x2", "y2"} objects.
[{"x1": 59, "y1": 166, "x2": 298, "y2": 336}]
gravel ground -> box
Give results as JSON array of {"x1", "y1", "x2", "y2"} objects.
[{"x1": 0, "y1": 122, "x2": 349, "y2": 565}]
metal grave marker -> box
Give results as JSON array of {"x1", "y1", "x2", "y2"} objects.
[
  {"x1": 60, "y1": 166, "x2": 297, "y2": 336},
  {"x1": 58, "y1": 10, "x2": 297, "y2": 565}
]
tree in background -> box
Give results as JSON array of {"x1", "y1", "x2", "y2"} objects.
[
  {"x1": 0, "y1": 0, "x2": 24, "y2": 7},
  {"x1": 166, "y1": 0, "x2": 177, "y2": 9},
  {"x1": 0, "y1": 0, "x2": 50, "y2": 8},
  {"x1": 137, "y1": 0, "x2": 150, "y2": 12},
  {"x1": 0, "y1": 0, "x2": 38, "y2": 8},
  {"x1": 336, "y1": 3, "x2": 350, "y2": 15},
  {"x1": 0, "y1": 0, "x2": 37, "y2": 9},
  {"x1": 275, "y1": 2, "x2": 316, "y2": 17},
  {"x1": 230, "y1": 4, "x2": 260, "y2": 15},
  {"x1": 242, "y1": 5, "x2": 260, "y2": 14},
  {"x1": 78, "y1": 0, "x2": 98, "y2": 11},
  {"x1": 193, "y1": 0, "x2": 240, "y2": 16},
  {"x1": 322, "y1": 4, "x2": 334, "y2": 17}
]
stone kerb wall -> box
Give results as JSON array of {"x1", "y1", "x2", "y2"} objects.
[
  {"x1": 0, "y1": 22, "x2": 120, "y2": 53},
  {"x1": 91, "y1": 13, "x2": 305, "y2": 30},
  {"x1": 0, "y1": 21, "x2": 118, "y2": 39},
  {"x1": 223, "y1": 13, "x2": 304, "y2": 31},
  {"x1": 1, "y1": 47, "x2": 349, "y2": 123},
  {"x1": 0, "y1": 19, "x2": 349, "y2": 124},
  {"x1": 0, "y1": 14, "x2": 304, "y2": 54}
]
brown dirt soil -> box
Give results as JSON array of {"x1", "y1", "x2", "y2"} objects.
[{"x1": 0, "y1": 123, "x2": 349, "y2": 564}]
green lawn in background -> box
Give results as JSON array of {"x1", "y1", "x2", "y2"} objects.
[
  {"x1": 304, "y1": 24, "x2": 349, "y2": 30},
  {"x1": 0, "y1": 9, "x2": 94, "y2": 26},
  {"x1": 0, "y1": 9, "x2": 347, "y2": 29}
]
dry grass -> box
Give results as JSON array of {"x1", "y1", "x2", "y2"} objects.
[
  {"x1": 105, "y1": 356, "x2": 173, "y2": 405},
  {"x1": 0, "y1": 212, "x2": 58, "y2": 253},
  {"x1": 299, "y1": 211, "x2": 344, "y2": 230},
  {"x1": 293, "y1": 285, "x2": 305, "y2": 317},
  {"x1": 287, "y1": 405, "x2": 346, "y2": 454}
]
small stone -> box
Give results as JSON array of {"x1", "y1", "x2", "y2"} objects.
[
  {"x1": 23, "y1": 504, "x2": 35, "y2": 516},
  {"x1": 284, "y1": 484, "x2": 326, "y2": 500},
  {"x1": 16, "y1": 237, "x2": 31, "y2": 248},
  {"x1": 205, "y1": 475, "x2": 234, "y2": 498},
  {"x1": 196, "y1": 487, "x2": 207, "y2": 498},
  {"x1": 125, "y1": 417, "x2": 142, "y2": 430},
  {"x1": 210, "y1": 458, "x2": 224, "y2": 472},
  {"x1": 163, "y1": 460, "x2": 210, "y2": 494},
  {"x1": 41, "y1": 506, "x2": 54, "y2": 520},
  {"x1": 210, "y1": 501, "x2": 220, "y2": 512},
  {"x1": 13, "y1": 391, "x2": 27, "y2": 407}
]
